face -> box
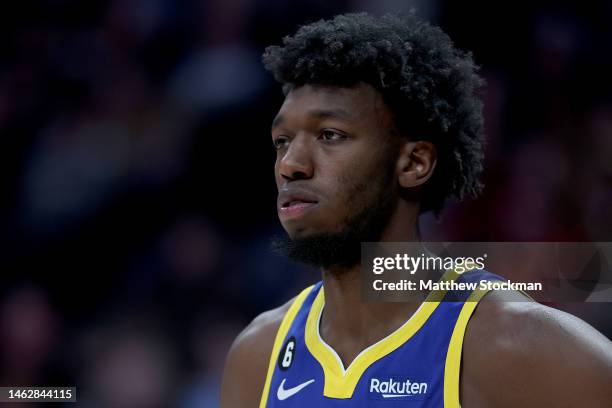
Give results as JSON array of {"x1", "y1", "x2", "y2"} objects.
[{"x1": 271, "y1": 83, "x2": 400, "y2": 245}]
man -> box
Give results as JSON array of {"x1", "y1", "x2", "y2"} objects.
[{"x1": 221, "y1": 13, "x2": 612, "y2": 407}]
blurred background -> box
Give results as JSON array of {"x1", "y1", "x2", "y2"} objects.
[{"x1": 1, "y1": 0, "x2": 611, "y2": 406}]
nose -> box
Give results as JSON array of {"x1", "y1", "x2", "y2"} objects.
[{"x1": 277, "y1": 135, "x2": 314, "y2": 181}]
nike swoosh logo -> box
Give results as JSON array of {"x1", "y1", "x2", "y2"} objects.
[{"x1": 276, "y1": 378, "x2": 315, "y2": 400}]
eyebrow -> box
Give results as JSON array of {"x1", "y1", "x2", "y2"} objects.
[{"x1": 271, "y1": 108, "x2": 354, "y2": 130}]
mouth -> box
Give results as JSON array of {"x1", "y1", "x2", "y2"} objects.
[
  {"x1": 277, "y1": 184, "x2": 321, "y2": 221},
  {"x1": 278, "y1": 196, "x2": 319, "y2": 220},
  {"x1": 280, "y1": 199, "x2": 317, "y2": 209}
]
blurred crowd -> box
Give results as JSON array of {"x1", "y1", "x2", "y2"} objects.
[{"x1": 1, "y1": 0, "x2": 611, "y2": 406}]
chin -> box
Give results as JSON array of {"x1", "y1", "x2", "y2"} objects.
[
  {"x1": 285, "y1": 228, "x2": 316, "y2": 241},
  {"x1": 280, "y1": 213, "x2": 346, "y2": 240},
  {"x1": 287, "y1": 225, "x2": 342, "y2": 241}
]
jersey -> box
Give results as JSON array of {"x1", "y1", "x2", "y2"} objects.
[{"x1": 258, "y1": 269, "x2": 505, "y2": 407}]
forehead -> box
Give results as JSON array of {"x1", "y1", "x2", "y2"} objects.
[{"x1": 274, "y1": 83, "x2": 393, "y2": 127}]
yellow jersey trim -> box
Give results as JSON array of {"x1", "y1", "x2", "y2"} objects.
[
  {"x1": 305, "y1": 269, "x2": 462, "y2": 399},
  {"x1": 443, "y1": 287, "x2": 491, "y2": 408},
  {"x1": 258, "y1": 285, "x2": 314, "y2": 408}
]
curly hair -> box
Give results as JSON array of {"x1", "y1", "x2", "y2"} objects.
[{"x1": 262, "y1": 12, "x2": 485, "y2": 216}]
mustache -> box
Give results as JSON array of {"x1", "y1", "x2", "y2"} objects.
[{"x1": 277, "y1": 183, "x2": 323, "y2": 197}]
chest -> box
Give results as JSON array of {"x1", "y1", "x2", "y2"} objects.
[{"x1": 264, "y1": 296, "x2": 463, "y2": 407}]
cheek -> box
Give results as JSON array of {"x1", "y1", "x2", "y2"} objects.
[
  {"x1": 333, "y1": 156, "x2": 395, "y2": 206},
  {"x1": 325, "y1": 164, "x2": 376, "y2": 210}
]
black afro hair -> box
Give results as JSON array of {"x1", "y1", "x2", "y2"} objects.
[{"x1": 262, "y1": 12, "x2": 486, "y2": 216}]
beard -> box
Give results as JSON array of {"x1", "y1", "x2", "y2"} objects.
[{"x1": 271, "y1": 167, "x2": 397, "y2": 270}]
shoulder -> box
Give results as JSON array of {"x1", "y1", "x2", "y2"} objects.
[
  {"x1": 220, "y1": 297, "x2": 294, "y2": 408},
  {"x1": 461, "y1": 290, "x2": 612, "y2": 407}
]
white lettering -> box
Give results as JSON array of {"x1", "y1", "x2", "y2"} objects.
[
  {"x1": 370, "y1": 378, "x2": 380, "y2": 393},
  {"x1": 369, "y1": 377, "x2": 428, "y2": 398},
  {"x1": 373, "y1": 257, "x2": 385, "y2": 274}
]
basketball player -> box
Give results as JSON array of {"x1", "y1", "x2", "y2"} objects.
[{"x1": 221, "y1": 13, "x2": 612, "y2": 407}]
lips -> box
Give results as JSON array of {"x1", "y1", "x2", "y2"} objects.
[
  {"x1": 281, "y1": 199, "x2": 317, "y2": 208},
  {"x1": 277, "y1": 189, "x2": 319, "y2": 220}
]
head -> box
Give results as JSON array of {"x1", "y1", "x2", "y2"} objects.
[{"x1": 264, "y1": 12, "x2": 485, "y2": 269}]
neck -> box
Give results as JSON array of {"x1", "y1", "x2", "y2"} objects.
[{"x1": 318, "y1": 204, "x2": 424, "y2": 367}]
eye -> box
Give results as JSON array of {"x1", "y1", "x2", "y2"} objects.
[
  {"x1": 272, "y1": 136, "x2": 289, "y2": 150},
  {"x1": 320, "y1": 129, "x2": 347, "y2": 141}
]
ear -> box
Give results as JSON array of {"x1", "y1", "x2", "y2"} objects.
[{"x1": 395, "y1": 140, "x2": 437, "y2": 188}]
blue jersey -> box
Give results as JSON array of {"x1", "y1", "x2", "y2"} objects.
[{"x1": 259, "y1": 269, "x2": 505, "y2": 407}]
